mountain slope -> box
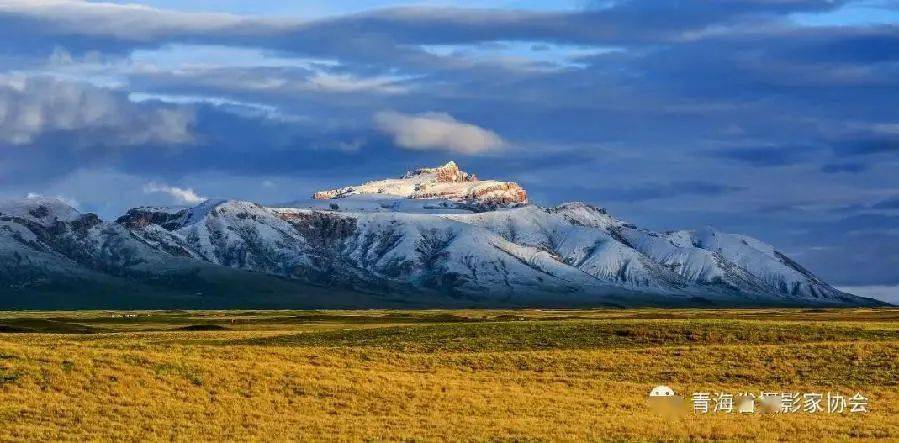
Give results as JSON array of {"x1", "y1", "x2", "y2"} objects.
[
  {"x1": 442, "y1": 203, "x2": 861, "y2": 303},
  {"x1": 116, "y1": 197, "x2": 873, "y2": 307},
  {"x1": 0, "y1": 198, "x2": 413, "y2": 309}
]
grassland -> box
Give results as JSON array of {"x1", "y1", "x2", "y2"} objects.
[{"x1": 0, "y1": 308, "x2": 897, "y2": 441}]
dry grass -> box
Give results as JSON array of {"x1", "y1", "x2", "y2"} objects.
[{"x1": 0, "y1": 308, "x2": 897, "y2": 441}]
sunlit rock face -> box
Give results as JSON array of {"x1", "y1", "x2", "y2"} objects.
[{"x1": 313, "y1": 161, "x2": 528, "y2": 207}]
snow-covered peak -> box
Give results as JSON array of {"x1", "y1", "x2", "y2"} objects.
[
  {"x1": 401, "y1": 161, "x2": 471, "y2": 182},
  {"x1": 666, "y1": 226, "x2": 778, "y2": 259},
  {"x1": 0, "y1": 196, "x2": 82, "y2": 226},
  {"x1": 118, "y1": 199, "x2": 273, "y2": 231},
  {"x1": 312, "y1": 161, "x2": 527, "y2": 208},
  {"x1": 546, "y1": 202, "x2": 626, "y2": 230},
  {"x1": 661, "y1": 226, "x2": 830, "y2": 292},
  {"x1": 181, "y1": 199, "x2": 252, "y2": 224}
]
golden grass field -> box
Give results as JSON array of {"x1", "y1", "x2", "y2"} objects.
[{"x1": 0, "y1": 308, "x2": 897, "y2": 441}]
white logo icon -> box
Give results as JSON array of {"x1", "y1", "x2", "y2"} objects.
[{"x1": 649, "y1": 385, "x2": 675, "y2": 397}]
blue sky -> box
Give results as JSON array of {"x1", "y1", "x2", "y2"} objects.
[{"x1": 0, "y1": 0, "x2": 898, "y2": 301}]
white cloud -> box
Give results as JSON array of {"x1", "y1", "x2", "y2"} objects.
[
  {"x1": 143, "y1": 182, "x2": 207, "y2": 205},
  {"x1": 24, "y1": 192, "x2": 79, "y2": 209},
  {"x1": 374, "y1": 111, "x2": 505, "y2": 154},
  {"x1": 124, "y1": 46, "x2": 410, "y2": 97},
  {"x1": 839, "y1": 285, "x2": 899, "y2": 305},
  {"x1": 0, "y1": 0, "x2": 241, "y2": 40},
  {"x1": 128, "y1": 92, "x2": 291, "y2": 120},
  {"x1": 0, "y1": 74, "x2": 195, "y2": 145},
  {"x1": 306, "y1": 72, "x2": 408, "y2": 94}
]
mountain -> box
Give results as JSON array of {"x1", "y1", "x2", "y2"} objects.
[
  {"x1": 313, "y1": 161, "x2": 527, "y2": 210},
  {"x1": 0, "y1": 164, "x2": 885, "y2": 309},
  {"x1": 0, "y1": 197, "x2": 378, "y2": 309}
]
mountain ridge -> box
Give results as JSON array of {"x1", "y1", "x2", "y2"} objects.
[{"x1": 0, "y1": 163, "x2": 887, "y2": 308}]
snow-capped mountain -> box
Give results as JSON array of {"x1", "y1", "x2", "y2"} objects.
[
  {"x1": 0, "y1": 164, "x2": 884, "y2": 308},
  {"x1": 313, "y1": 161, "x2": 527, "y2": 210}
]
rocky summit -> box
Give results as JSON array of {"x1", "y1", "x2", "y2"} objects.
[
  {"x1": 313, "y1": 161, "x2": 528, "y2": 209},
  {"x1": 0, "y1": 163, "x2": 885, "y2": 309}
]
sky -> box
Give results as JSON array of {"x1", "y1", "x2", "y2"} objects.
[{"x1": 0, "y1": 0, "x2": 898, "y2": 302}]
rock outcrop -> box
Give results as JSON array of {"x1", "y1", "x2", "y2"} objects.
[{"x1": 313, "y1": 161, "x2": 528, "y2": 207}]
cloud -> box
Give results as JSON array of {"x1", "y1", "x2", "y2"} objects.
[
  {"x1": 126, "y1": 62, "x2": 410, "y2": 99},
  {"x1": 374, "y1": 111, "x2": 504, "y2": 153},
  {"x1": 872, "y1": 196, "x2": 899, "y2": 210},
  {"x1": 0, "y1": 0, "x2": 852, "y2": 65},
  {"x1": 821, "y1": 162, "x2": 868, "y2": 173},
  {"x1": 710, "y1": 146, "x2": 814, "y2": 167},
  {"x1": 143, "y1": 182, "x2": 206, "y2": 205},
  {"x1": 305, "y1": 72, "x2": 409, "y2": 94},
  {"x1": 0, "y1": 0, "x2": 241, "y2": 42},
  {"x1": 0, "y1": 74, "x2": 195, "y2": 145},
  {"x1": 25, "y1": 192, "x2": 79, "y2": 209},
  {"x1": 594, "y1": 181, "x2": 746, "y2": 202},
  {"x1": 834, "y1": 137, "x2": 899, "y2": 157}
]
